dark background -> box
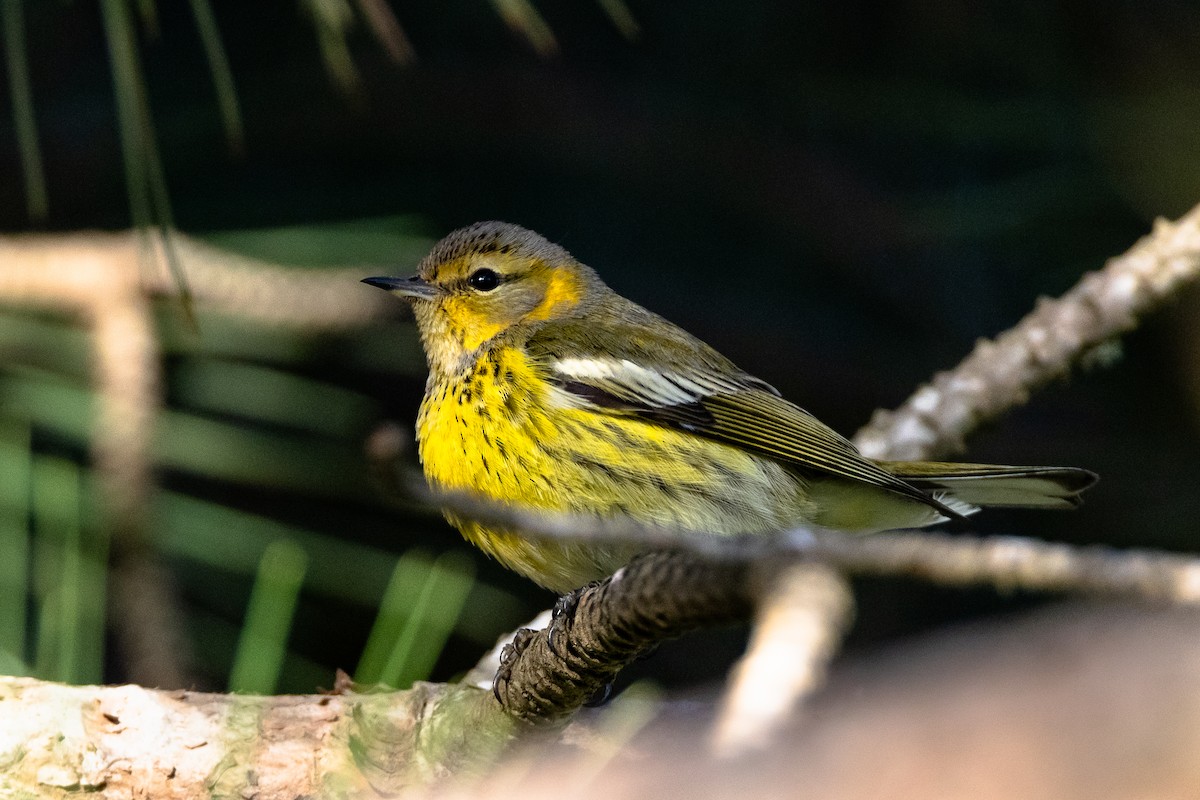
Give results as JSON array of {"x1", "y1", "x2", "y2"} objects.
[{"x1": 2, "y1": 0, "x2": 1198, "y2": 691}]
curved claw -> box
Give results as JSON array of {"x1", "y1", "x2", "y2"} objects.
[
  {"x1": 583, "y1": 681, "x2": 613, "y2": 707},
  {"x1": 492, "y1": 627, "x2": 538, "y2": 705},
  {"x1": 547, "y1": 582, "x2": 599, "y2": 659}
]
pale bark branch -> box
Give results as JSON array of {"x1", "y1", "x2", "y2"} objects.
[
  {"x1": 0, "y1": 675, "x2": 516, "y2": 799},
  {"x1": 0, "y1": 232, "x2": 184, "y2": 684},
  {"x1": 710, "y1": 563, "x2": 854, "y2": 757},
  {"x1": 417, "y1": 484, "x2": 1200, "y2": 604},
  {"x1": 853, "y1": 204, "x2": 1200, "y2": 460}
]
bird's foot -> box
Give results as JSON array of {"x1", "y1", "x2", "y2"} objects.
[
  {"x1": 492, "y1": 627, "x2": 539, "y2": 705},
  {"x1": 547, "y1": 581, "x2": 600, "y2": 659}
]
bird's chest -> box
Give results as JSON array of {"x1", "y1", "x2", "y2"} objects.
[{"x1": 416, "y1": 348, "x2": 559, "y2": 502}]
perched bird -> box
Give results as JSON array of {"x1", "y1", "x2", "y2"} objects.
[{"x1": 364, "y1": 222, "x2": 1095, "y2": 593}]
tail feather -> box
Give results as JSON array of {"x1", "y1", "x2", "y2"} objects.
[{"x1": 882, "y1": 461, "x2": 1098, "y2": 510}]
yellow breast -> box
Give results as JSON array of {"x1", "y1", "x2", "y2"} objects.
[{"x1": 415, "y1": 345, "x2": 814, "y2": 591}]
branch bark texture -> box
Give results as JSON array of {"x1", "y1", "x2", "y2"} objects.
[
  {"x1": 492, "y1": 552, "x2": 754, "y2": 721},
  {"x1": 0, "y1": 676, "x2": 514, "y2": 798}
]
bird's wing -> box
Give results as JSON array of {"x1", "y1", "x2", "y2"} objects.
[{"x1": 540, "y1": 348, "x2": 954, "y2": 516}]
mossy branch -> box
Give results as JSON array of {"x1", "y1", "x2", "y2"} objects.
[{"x1": 0, "y1": 675, "x2": 519, "y2": 798}]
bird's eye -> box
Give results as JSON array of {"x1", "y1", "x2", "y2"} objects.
[{"x1": 468, "y1": 268, "x2": 500, "y2": 292}]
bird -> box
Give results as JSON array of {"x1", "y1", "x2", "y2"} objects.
[{"x1": 363, "y1": 221, "x2": 1096, "y2": 593}]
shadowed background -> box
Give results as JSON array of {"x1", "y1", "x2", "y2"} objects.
[{"x1": 0, "y1": 0, "x2": 1197, "y2": 694}]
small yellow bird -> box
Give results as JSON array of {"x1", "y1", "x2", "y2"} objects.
[{"x1": 364, "y1": 222, "x2": 1095, "y2": 593}]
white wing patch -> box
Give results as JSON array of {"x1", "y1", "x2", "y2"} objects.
[
  {"x1": 929, "y1": 492, "x2": 981, "y2": 519},
  {"x1": 551, "y1": 356, "x2": 744, "y2": 408},
  {"x1": 547, "y1": 355, "x2": 965, "y2": 519}
]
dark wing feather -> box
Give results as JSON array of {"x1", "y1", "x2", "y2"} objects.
[
  {"x1": 526, "y1": 304, "x2": 961, "y2": 519},
  {"x1": 616, "y1": 388, "x2": 955, "y2": 515},
  {"x1": 543, "y1": 365, "x2": 958, "y2": 518}
]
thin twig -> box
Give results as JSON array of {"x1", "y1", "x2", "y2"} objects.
[
  {"x1": 417, "y1": 483, "x2": 1200, "y2": 604},
  {"x1": 853, "y1": 204, "x2": 1200, "y2": 461},
  {"x1": 710, "y1": 563, "x2": 854, "y2": 757},
  {"x1": 469, "y1": 497, "x2": 1200, "y2": 721}
]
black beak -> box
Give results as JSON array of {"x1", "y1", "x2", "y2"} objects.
[{"x1": 361, "y1": 275, "x2": 440, "y2": 300}]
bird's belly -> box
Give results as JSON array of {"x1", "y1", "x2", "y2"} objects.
[{"x1": 415, "y1": 354, "x2": 814, "y2": 590}]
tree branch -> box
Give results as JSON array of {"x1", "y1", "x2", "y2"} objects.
[
  {"x1": 407, "y1": 474, "x2": 1200, "y2": 733},
  {"x1": 492, "y1": 551, "x2": 755, "y2": 722},
  {"x1": 0, "y1": 674, "x2": 517, "y2": 798},
  {"x1": 414, "y1": 484, "x2": 1200, "y2": 604},
  {"x1": 710, "y1": 563, "x2": 854, "y2": 756},
  {"x1": 853, "y1": 204, "x2": 1200, "y2": 460}
]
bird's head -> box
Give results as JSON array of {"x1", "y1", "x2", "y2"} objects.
[{"x1": 364, "y1": 221, "x2": 601, "y2": 375}]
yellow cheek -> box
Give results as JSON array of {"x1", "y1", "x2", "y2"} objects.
[
  {"x1": 525, "y1": 270, "x2": 582, "y2": 321},
  {"x1": 462, "y1": 320, "x2": 507, "y2": 351}
]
